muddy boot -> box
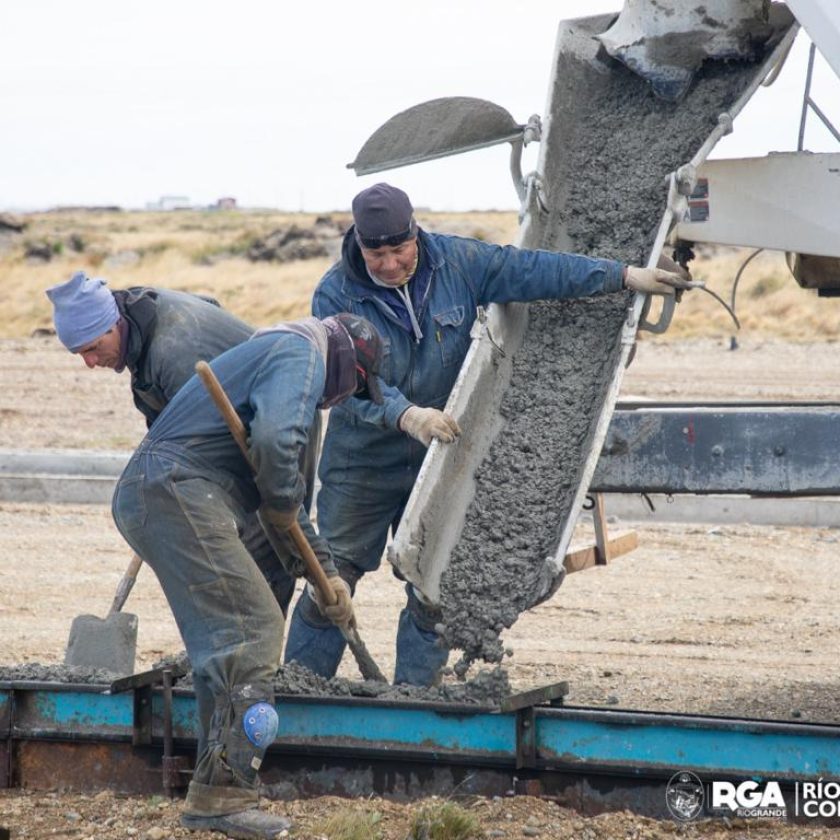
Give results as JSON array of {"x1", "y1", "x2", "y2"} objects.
[{"x1": 181, "y1": 808, "x2": 291, "y2": 839}]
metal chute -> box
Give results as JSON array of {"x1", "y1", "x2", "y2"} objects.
[
  {"x1": 346, "y1": 96, "x2": 541, "y2": 204},
  {"x1": 347, "y1": 96, "x2": 525, "y2": 175},
  {"x1": 597, "y1": 0, "x2": 775, "y2": 100}
]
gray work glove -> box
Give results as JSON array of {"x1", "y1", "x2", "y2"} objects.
[
  {"x1": 624, "y1": 265, "x2": 701, "y2": 296},
  {"x1": 311, "y1": 577, "x2": 354, "y2": 626},
  {"x1": 399, "y1": 406, "x2": 461, "y2": 447},
  {"x1": 260, "y1": 505, "x2": 299, "y2": 532}
]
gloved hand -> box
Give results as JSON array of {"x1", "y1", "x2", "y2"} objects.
[
  {"x1": 623, "y1": 265, "x2": 700, "y2": 296},
  {"x1": 399, "y1": 406, "x2": 461, "y2": 447},
  {"x1": 259, "y1": 505, "x2": 299, "y2": 532},
  {"x1": 312, "y1": 577, "x2": 354, "y2": 626}
]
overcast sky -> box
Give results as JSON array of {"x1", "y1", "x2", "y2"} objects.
[{"x1": 2, "y1": 0, "x2": 838, "y2": 212}]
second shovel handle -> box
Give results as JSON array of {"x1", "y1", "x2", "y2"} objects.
[{"x1": 108, "y1": 553, "x2": 143, "y2": 616}]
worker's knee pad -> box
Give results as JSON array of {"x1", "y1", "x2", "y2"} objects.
[
  {"x1": 227, "y1": 689, "x2": 277, "y2": 782},
  {"x1": 406, "y1": 584, "x2": 442, "y2": 635},
  {"x1": 242, "y1": 702, "x2": 279, "y2": 751},
  {"x1": 194, "y1": 684, "x2": 276, "y2": 790}
]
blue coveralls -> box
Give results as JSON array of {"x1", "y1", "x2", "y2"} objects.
[
  {"x1": 115, "y1": 287, "x2": 319, "y2": 615},
  {"x1": 112, "y1": 331, "x2": 333, "y2": 816},
  {"x1": 284, "y1": 228, "x2": 624, "y2": 685}
]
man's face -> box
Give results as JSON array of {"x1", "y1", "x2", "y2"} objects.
[
  {"x1": 75, "y1": 325, "x2": 122, "y2": 370},
  {"x1": 359, "y1": 237, "x2": 418, "y2": 286}
]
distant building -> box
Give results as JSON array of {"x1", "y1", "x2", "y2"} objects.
[
  {"x1": 146, "y1": 195, "x2": 192, "y2": 211},
  {"x1": 215, "y1": 197, "x2": 237, "y2": 210}
]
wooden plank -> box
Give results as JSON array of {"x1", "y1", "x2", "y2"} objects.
[{"x1": 564, "y1": 530, "x2": 638, "y2": 575}]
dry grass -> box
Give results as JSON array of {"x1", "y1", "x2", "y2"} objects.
[
  {"x1": 665, "y1": 245, "x2": 840, "y2": 341},
  {"x1": 1, "y1": 209, "x2": 835, "y2": 342},
  {"x1": 316, "y1": 805, "x2": 384, "y2": 840},
  {"x1": 408, "y1": 801, "x2": 481, "y2": 840}
]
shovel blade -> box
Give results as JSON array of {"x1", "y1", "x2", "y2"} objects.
[{"x1": 64, "y1": 612, "x2": 138, "y2": 677}]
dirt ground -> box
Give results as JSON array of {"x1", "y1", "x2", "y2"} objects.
[{"x1": 2, "y1": 334, "x2": 840, "y2": 838}]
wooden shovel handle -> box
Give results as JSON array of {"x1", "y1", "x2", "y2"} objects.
[
  {"x1": 195, "y1": 361, "x2": 252, "y2": 467},
  {"x1": 108, "y1": 553, "x2": 143, "y2": 616}
]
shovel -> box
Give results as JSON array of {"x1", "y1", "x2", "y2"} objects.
[
  {"x1": 64, "y1": 554, "x2": 142, "y2": 677},
  {"x1": 195, "y1": 360, "x2": 387, "y2": 683}
]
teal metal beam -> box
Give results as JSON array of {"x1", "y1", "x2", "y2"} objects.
[{"x1": 4, "y1": 684, "x2": 840, "y2": 784}]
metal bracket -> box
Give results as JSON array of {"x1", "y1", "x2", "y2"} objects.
[
  {"x1": 799, "y1": 42, "x2": 840, "y2": 151},
  {"x1": 0, "y1": 690, "x2": 12, "y2": 788},
  {"x1": 515, "y1": 706, "x2": 537, "y2": 770},
  {"x1": 161, "y1": 669, "x2": 190, "y2": 795},
  {"x1": 501, "y1": 681, "x2": 569, "y2": 713},
  {"x1": 503, "y1": 682, "x2": 570, "y2": 771},
  {"x1": 133, "y1": 685, "x2": 153, "y2": 747},
  {"x1": 510, "y1": 114, "x2": 543, "y2": 205},
  {"x1": 111, "y1": 664, "x2": 191, "y2": 792}
]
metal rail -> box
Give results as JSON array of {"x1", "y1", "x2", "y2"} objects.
[
  {"x1": 3, "y1": 680, "x2": 840, "y2": 820},
  {"x1": 593, "y1": 405, "x2": 840, "y2": 495}
]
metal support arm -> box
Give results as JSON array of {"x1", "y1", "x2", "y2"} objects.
[{"x1": 592, "y1": 404, "x2": 840, "y2": 495}]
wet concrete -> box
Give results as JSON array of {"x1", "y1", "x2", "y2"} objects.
[
  {"x1": 438, "y1": 24, "x2": 785, "y2": 674},
  {"x1": 441, "y1": 296, "x2": 628, "y2": 673},
  {"x1": 272, "y1": 661, "x2": 510, "y2": 706},
  {"x1": 0, "y1": 663, "x2": 121, "y2": 684},
  {"x1": 0, "y1": 659, "x2": 511, "y2": 707}
]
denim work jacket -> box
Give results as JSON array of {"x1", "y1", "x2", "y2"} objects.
[
  {"x1": 312, "y1": 227, "x2": 625, "y2": 479},
  {"x1": 147, "y1": 331, "x2": 323, "y2": 515}
]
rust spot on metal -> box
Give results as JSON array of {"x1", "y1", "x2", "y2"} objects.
[{"x1": 14, "y1": 741, "x2": 184, "y2": 795}]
